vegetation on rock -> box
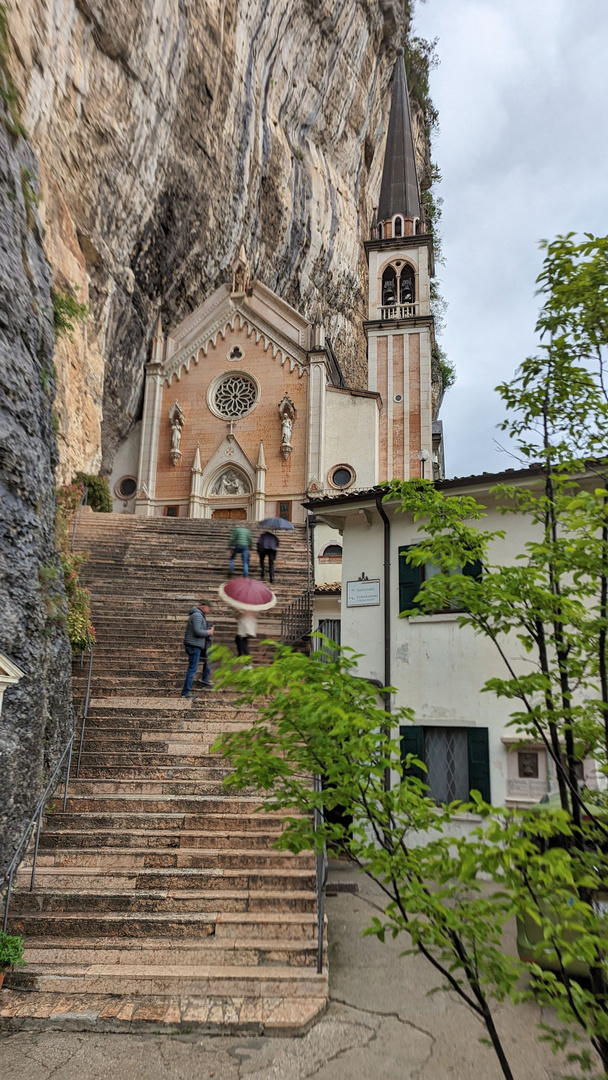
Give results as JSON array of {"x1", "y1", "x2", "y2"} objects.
[
  {"x1": 72, "y1": 473, "x2": 112, "y2": 513},
  {"x1": 52, "y1": 285, "x2": 89, "y2": 342},
  {"x1": 55, "y1": 483, "x2": 95, "y2": 652}
]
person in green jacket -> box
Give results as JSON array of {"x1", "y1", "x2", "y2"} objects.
[{"x1": 228, "y1": 525, "x2": 252, "y2": 576}]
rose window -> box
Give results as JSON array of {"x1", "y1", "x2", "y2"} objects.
[{"x1": 212, "y1": 374, "x2": 258, "y2": 418}]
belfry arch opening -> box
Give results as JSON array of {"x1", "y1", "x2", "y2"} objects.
[
  {"x1": 399, "y1": 264, "x2": 415, "y2": 305},
  {"x1": 382, "y1": 266, "x2": 397, "y2": 307}
]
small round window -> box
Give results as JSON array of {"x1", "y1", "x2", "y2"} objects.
[
  {"x1": 227, "y1": 345, "x2": 244, "y2": 361},
  {"x1": 116, "y1": 476, "x2": 137, "y2": 499},
  {"x1": 330, "y1": 465, "x2": 355, "y2": 489}
]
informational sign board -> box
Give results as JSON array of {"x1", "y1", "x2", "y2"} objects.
[{"x1": 346, "y1": 578, "x2": 381, "y2": 608}]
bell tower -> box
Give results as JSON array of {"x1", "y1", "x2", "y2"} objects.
[{"x1": 365, "y1": 47, "x2": 439, "y2": 481}]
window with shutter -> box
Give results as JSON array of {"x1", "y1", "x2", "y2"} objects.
[
  {"x1": 399, "y1": 725, "x2": 426, "y2": 782},
  {"x1": 398, "y1": 544, "x2": 482, "y2": 616},
  {"x1": 467, "y1": 727, "x2": 491, "y2": 802},
  {"x1": 398, "y1": 546, "x2": 423, "y2": 614},
  {"x1": 400, "y1": 725, "x2": 491, "y2": 804}
]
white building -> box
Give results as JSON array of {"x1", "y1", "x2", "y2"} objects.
[{"x1": 306, "y1": 469, "x2": 600, "y2": 810}]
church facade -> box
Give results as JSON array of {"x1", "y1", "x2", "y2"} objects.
[{"x1": 109, "y1": 50, "x2": 444, "y2": 535}]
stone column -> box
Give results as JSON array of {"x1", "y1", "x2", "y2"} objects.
[
  {"x1": 135, "y1": 316, "x2": 165, "y2": 516},
  {"x1": 253, "y1": 440, "x2": 267, "y2": 520},
  {"x1": 189, "y1": 443, "x2": 205, "y2": 518},
  {"x1": 306, "y1": 354, "x2": 327, "y2": 491}
]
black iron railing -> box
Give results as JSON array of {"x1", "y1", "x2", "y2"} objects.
[
  {"x1": 71, "y1": 486, "x2": 88, "y2": 551},
  {"x1": 76, "y1": 629, "x2": 94, "y2": 778},
  {"x1": 280, "y1": 590, "x2": 313, "y2": 645},
  {"x1": 1, "y1": 734, "x2": 74, "y2": 932},
  {"x1": 1, "y1": 488, "x2": 96, "y2": 928},
  {"x1": 313, "y1": 774, "x2": 327, "y2": 974}
]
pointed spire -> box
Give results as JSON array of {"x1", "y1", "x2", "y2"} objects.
[
  {"x1": 191, "y1": 443, "x2": 202, "y2": 473},
  {"x1": 377, "y1": 47, "x2": 421, "y2": 222},
  {"x1": 153, "y1": 313, "x2": 164, "y2": 341},
  {"x1": 256, "y1": 440, "x2": 267, "y2": 471}
]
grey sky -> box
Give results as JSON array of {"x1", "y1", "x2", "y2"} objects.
[{"x1": 413, "y1": 0, "x2": 608, "y2": 478}]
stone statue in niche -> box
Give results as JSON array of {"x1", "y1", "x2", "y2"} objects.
[
  {"x1": 278, "y1": 394, "x2": 296, "y2": 460},
  {"x1": 168, "y1": 402, "x2": 185, "y2": 466},
  {"x1": 212, "y1": 469, "x2": 250, "y2": 496}
]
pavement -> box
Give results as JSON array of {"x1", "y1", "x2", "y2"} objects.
[{"x1": 0, "y1": 860, "x2": 583, "y2": 1080}]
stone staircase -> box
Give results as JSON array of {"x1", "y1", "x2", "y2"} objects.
[{"x1": 1, "y1": 515, "x2": 326, "y2": 1034}]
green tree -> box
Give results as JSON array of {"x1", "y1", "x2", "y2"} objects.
[
  {"x1": 384, "y1": 232, "x2": 608, "y2": 1073},
  {"x1": 213, "y1": 643, "x2": 522, "y2": 1079}
]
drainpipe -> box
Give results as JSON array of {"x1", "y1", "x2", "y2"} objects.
[{"x1": 375, "y1": 494, "x2": 391, "y2": 791}]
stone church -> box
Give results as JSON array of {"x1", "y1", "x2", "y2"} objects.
[{"x1": 109, "y1": 49, "x2": 444, "y2": 525}]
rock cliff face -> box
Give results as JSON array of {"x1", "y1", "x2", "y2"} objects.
[
  {"x1": 5, "y1": 0, "x2": 431, "y2": 481},
  {"x1": 0, "y1": 104, "x2": 73, "y2": 870}
]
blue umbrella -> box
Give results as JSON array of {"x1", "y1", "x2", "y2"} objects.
[{"x1": 259, "y1": 517, "x2": 295, "y2": 530}]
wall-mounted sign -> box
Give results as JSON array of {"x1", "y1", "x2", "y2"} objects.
[{"x1": 346, "y1": 578, "x2": 381, "y2": 608}]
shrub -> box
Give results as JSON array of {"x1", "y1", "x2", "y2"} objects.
[
  {"x1": 0, "y1": 932, "x2": 25, "y2": 972},
  {"x1": 52, "y1": 285, "x2": 89, "y2": 341},
  {"x1": 55, "y1": 483, "x2": 96, "y2": 652},
  {"x1": 73, "y1": 472, "x2": 112, "y2": 513}
]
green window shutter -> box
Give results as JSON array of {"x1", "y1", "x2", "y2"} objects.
[
  {"x1": 398, "y1": 545, "x2": 423, "y2": 614},
  {"x1": 462, "y1": 559, "x2": 482, "y2": 582},
  {"x1": 467, "y1": 727, "x2": 490, "y2": 802},
  {"x1": 400, "y1": 725, "x2": 425, "y2": 782}
]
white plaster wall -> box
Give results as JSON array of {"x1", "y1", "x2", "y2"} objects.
[
  {"x1": 338, "y1": 496, "x2": 544, "y2": 810},
  {"x1": 109, "y1": 421, "x2": 142, "y2": 513},
  {"x1": 323, "y1": 390, "x2": 378, "y2": 489},
  {"x1": 313, "y1": 521, "x2": 343, "y2": 586}
]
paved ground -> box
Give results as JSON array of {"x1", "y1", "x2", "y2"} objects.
[{"x1": 1, "y1": 861, "x2": 584, "y2": 1080}]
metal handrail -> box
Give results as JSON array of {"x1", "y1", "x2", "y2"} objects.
[
  {"x1": 280, "y1": 590, "x2": 313, "y2": 645},
  {"x1": 313, "y1": 775, "x2": 327, "y2": 974},
  {"x1": 1, "y1": 733, "x2": 74, "y2": 932},
  {"x1": 76, "y1": 629, "x2": 94, "y2": 778},
  {"x1": 71, "y1": 486, "x2": 88, "y2": 552}
]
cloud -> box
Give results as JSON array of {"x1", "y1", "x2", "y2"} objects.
[{"x1": 415, "y1": 0, "x2": 608, "y2": 476}]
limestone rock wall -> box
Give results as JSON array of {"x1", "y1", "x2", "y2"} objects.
[
  {"x1": 5, "y1": 0, "x2": 430, "y2": 481},
  {"x1": 0, "y1": 109, "x2": 74, "y2": 870}
]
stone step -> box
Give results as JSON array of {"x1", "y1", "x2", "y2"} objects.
[
  {"x1": 40, "y1": 829, "x2": 289, "y2": 851},
  {"x1": 58, "y1": 795, "x2": 268, "y2": 813},
  {"x1": 66, "y1": 780, "x2": 237, "y2": 795},
  {"x1": 75, "y1": 752, "x2": 226, "y2": 767},
  {"x1": 21, "y1": 935, "x2": 322, "y2": 968},
  {"x1": 43, "y1": 811, "x2": 287, "y2": 831},
  {"x1": 6, "y1": 910, "x2": 320, "y2": 941},
  {"x1": 15, "y1": 867, "x2": 315, "y2": 892},
  {"x1": 8, "y1": 888, "x2": 317, "y2": 915},
  {"x1": 72, "y1": 766, "x2": 232, "y2": 780},
  {"x1": 30, "y1": 848, "x2": 313, "y2": 870},
  {"x1": 0, "y1": 988, "x2": 326, "y2": 1035},
  {"x1": 6, "y1": 963, "x2": 326, "y2": 999}
]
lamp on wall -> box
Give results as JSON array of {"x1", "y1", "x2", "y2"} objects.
[{"x1": 417, "y1": 448, "x2": 430, "y2": 479}]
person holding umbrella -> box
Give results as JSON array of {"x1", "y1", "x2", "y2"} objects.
[
  {"x1": 218, "y1": 577, "x2": 276, "y2": 662},
  {"x1": 257, "y1": 516, "x2": 295, "y2": 583},
  {"x1": 257, "y1": 530, "x2": 279, "y2": 582}
]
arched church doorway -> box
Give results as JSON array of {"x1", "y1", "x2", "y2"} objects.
[{"x1": 212, "y1": 508, "x2": 247, "y2": 520}]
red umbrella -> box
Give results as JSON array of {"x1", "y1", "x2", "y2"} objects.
[{"x1": 218, "y1": 577, "x2": 277, "y2": 612}]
